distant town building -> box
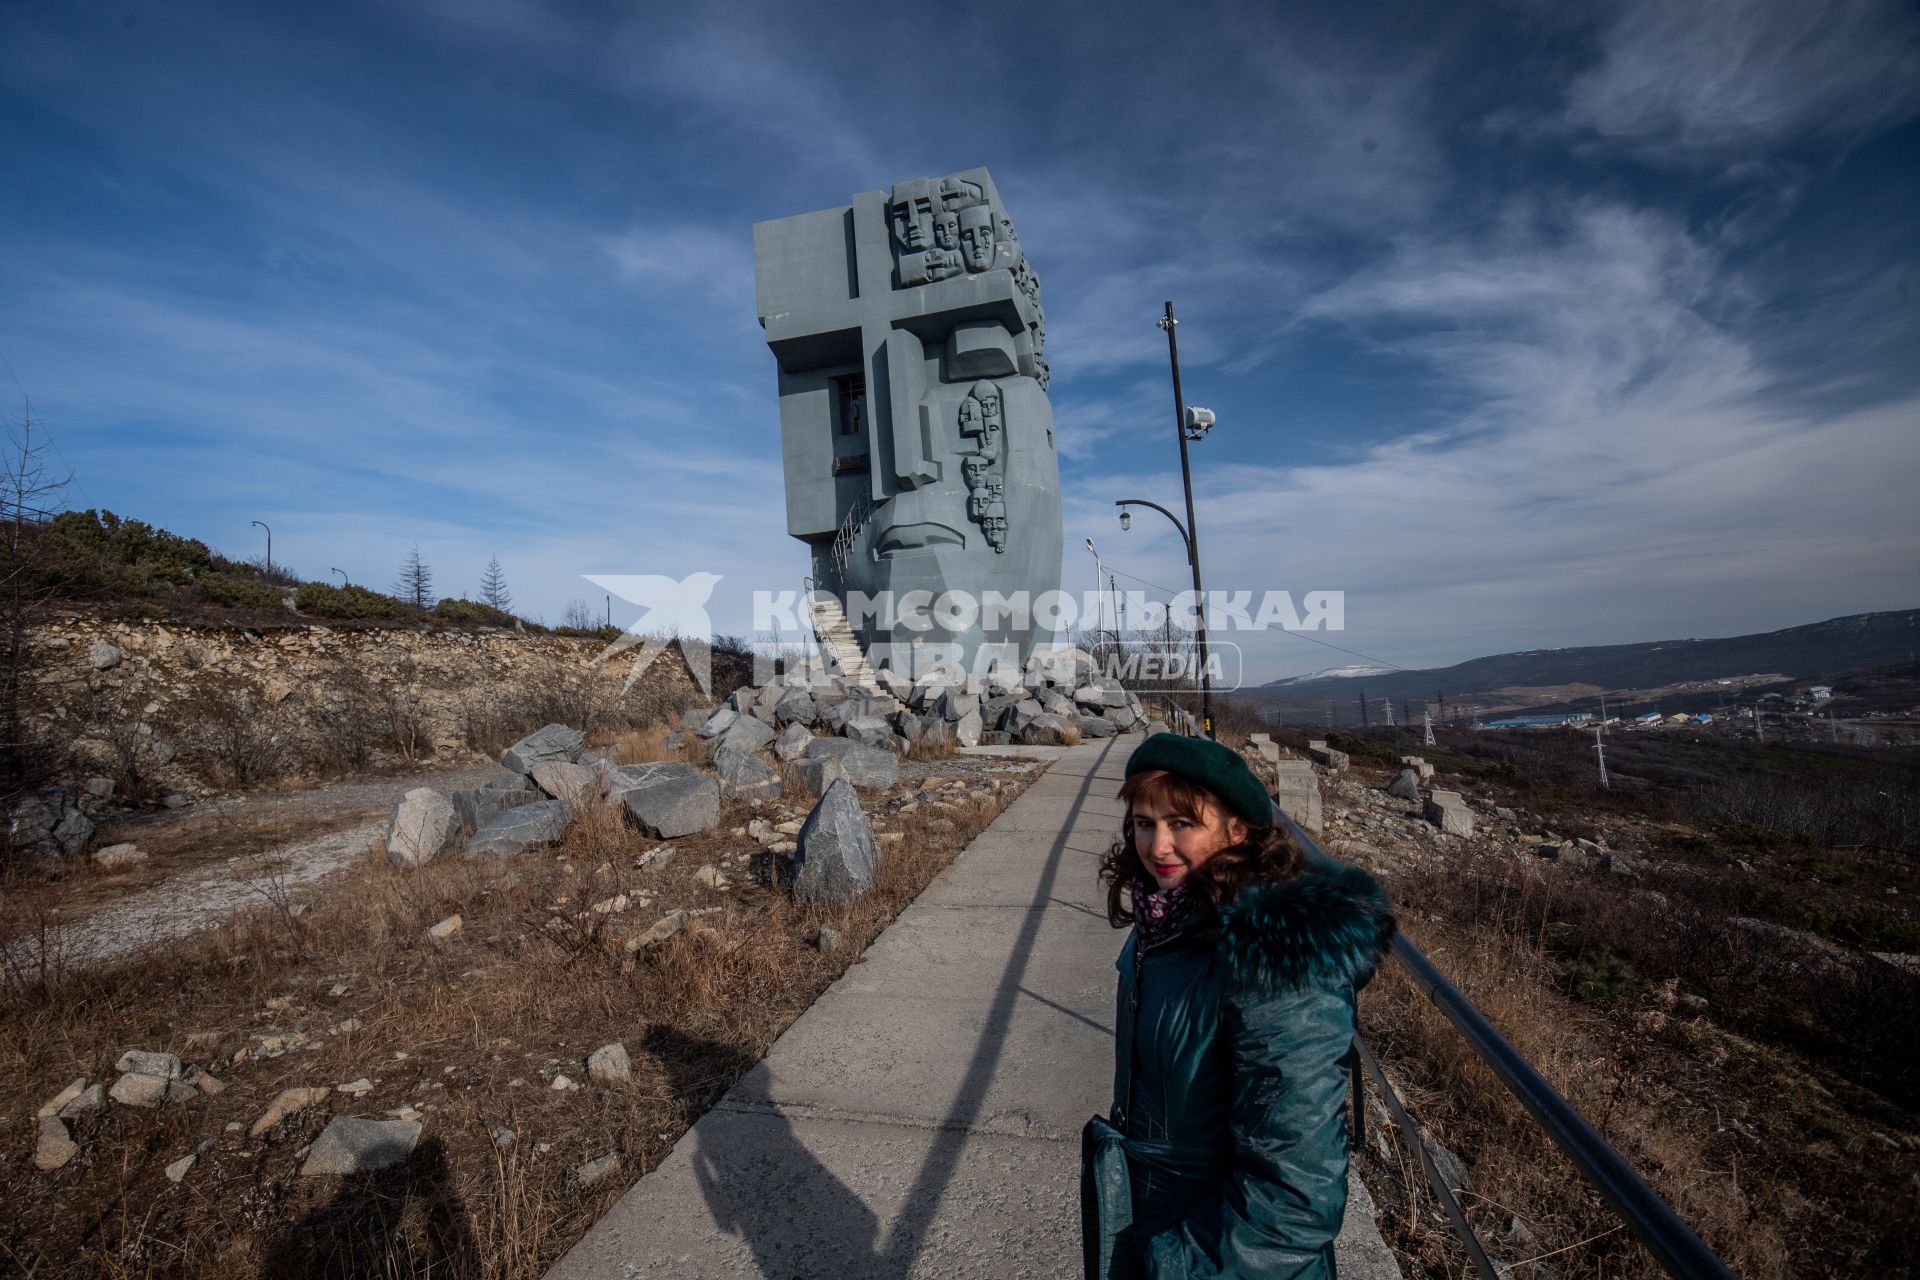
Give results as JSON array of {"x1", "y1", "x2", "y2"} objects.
[
  {"x1": 1478, "y1": 712, "x2": 1595, "y2": 729},
  {"x1": 1809, "y1": 686, "x2": 1833, "y2": 701},
  {"x1": 1635, "y1": 711, "x2": 1663, "y2": 725}
]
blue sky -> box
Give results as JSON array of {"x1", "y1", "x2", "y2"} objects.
[{"x1": 2, "y1": 0, "x2": 1916, "y2": 683}]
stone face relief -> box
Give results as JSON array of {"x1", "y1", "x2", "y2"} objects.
[
  {"x1": 754, "y1": 167, "x2": 1061, "y2": 678},
  {"x1": 958, "y1": 206, "x2": 997, "y2": 273}
]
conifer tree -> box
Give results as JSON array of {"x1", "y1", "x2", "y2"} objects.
[{"x1": 479, "y1": 556, "x2": 511, "y2": 611}]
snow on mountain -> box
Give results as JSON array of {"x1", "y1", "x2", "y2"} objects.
[{"x1": 1265, "y1": 664, "x2": 1396, "y2": 687}]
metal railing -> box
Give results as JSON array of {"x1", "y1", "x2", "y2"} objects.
[{"x1": 1165, "y1": 719, "x2": 1736, "y2": 1279}]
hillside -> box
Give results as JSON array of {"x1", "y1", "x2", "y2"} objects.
[{"x1": 1246, "y1": 609, "x2": 1920, "y2": 716}]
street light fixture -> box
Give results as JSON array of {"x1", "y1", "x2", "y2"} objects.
[
  {"x1": 1118, "y1": 510, "x2": 1131, "y2": 532},
  {"x1": 251, "y1": 520, "x2": 272, "y2": 580},
  {"x1": 330, "y1": 567, "x2": 348, "y2": 586}
]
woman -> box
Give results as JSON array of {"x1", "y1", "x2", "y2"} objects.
[{"x1": 1082, "y1": 733, "x2": 1395, "y2": 1279}]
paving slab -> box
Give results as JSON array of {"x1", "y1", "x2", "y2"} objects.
[{"x1": 546, "y1": 731, "x2": 1400, "y2": 1280}]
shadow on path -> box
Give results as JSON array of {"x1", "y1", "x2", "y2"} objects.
[
  {"x1": 260, "y1": 1137, "x2": 476, "y2": 1279},
  {"x1": 650, "y1": 1025, "x2": 887, "y2": 1278}
]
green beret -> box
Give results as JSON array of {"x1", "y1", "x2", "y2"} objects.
[{"x1": 1124, "y1": 732, "x2": 1273, "y2": 827}]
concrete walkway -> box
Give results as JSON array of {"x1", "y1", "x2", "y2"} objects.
[{"x1": 546, "y1": 733, "x2": 1399, "y2": 1279}]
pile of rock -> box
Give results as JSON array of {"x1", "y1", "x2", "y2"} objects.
[
  {"x1": 31, "y1": 1049, "x2": 227, "y2": 1174},
  {"x1": 8, "y1": 784, "x2": 98, "y2": 859},
  {"x1": 380, "y1": 715, "x2": 902, "y2": 915},
  {"x1": 673, "y1": 646, "x2": 1146, "y2": 756}
]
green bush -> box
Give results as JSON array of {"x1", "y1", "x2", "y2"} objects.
[
  {"x1": 295, "y1": 582, "x2": 414, "y2": 621},
  {"x1": 1558, "y1": 947, "x2": 1644, "y2": 1006},
  {"x1": 435, "y1": 598, "x2": 517, "y2": 628},
  {"x1": 199, "y1": 573, "x2": 285, "y2": 610},
  {"x1": 40, "y1": 508, "x2": 217, "y2": 594}
]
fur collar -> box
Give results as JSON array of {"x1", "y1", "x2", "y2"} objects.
[{"x1": 1217, "y1": 862, "x2": 1396, "y2": 994}]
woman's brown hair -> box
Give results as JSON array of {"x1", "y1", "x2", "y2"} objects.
[{"x1": 1099, "y1": 768, "x2": 1305, "y2": 927}]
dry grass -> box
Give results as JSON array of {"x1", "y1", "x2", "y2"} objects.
[
  {"x1": 602, "y1": 725, "x2": 703, "y2": 766},
  {"x1": 1359, "y1": 855, "x2": 1916, "y2": 1279},
  {"x1": 0, "y1": 756, "x2": 1038, "y2": 1278}
]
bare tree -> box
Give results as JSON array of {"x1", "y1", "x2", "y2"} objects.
[
  {"x1": 561, "y1": 598, "x2": 596, "y2": 630},
  {"x1": 0, "y1": 360, "x2": 71, "y2": 800},
  {"x1": 479, "y1": 555, "x2": 512, "y2": 611},
  {"x1": 392, "y1": 544, "x2": 434, "y2": 610}
]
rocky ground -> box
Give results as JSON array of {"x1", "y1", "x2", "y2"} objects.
[
  {"x1": 1248, "y1": 736, "x2": 1919, "y2": 1280},
  {"x1": 0, "y1": 705, "x2": 1055, "y2": 1278}
]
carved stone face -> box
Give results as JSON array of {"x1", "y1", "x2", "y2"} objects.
[
  {"x1": 959, "y1": 207, "x2": 996, "y2": 272},
  {"x1": 972, "y1": 379, "x2": 1002, "y2": 424},
  {"x1": 893, "y1": 197, "x2": 935, "y2": 250},
  {"x1": 962, "y1": 454, "x2": 989, "y2": 489},
  {"x1": 934, "y1": 211, "x2": 960, "y2": 251}
]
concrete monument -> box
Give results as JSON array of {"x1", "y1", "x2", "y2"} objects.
[{"x1": 753, "y1": 167, "x2": 1061, "y2": 680}]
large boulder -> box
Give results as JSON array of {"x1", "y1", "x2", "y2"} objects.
[
  {"x1": 1079, "y1": 715, "x2": 1116, "y2": 739},
  {"x1": 613, "y1": 760, "x2": 701, "y2": 791},
  {"x1": 1385, "y1": 768, "x2": 1421, "y2": 802},
  {"x1": 714, "y1": 744, "x2": 782, "y2": 801},
  {"x1": 695, "y1": 707, "x2": 738, "y2": 739},
  {"x1": 1424, "y1": 790, "x2": 1474, "y2": 837},
  {"x1": 842, "y1": 716, "x2": 897, "y2": 749},
  {"x1": 452, "y1": 786, "x2": 542, "y2": 834},
  {"x1": 786, "y1": 755, "x2": 845, "y2": 801},
  {"x1": 934, "y1": 689, "x2": 979, "y2": 722},
  {"x1": 385, "y1": 788, "x2": 459, "y2": 869},
  {"x1": 300, "y1": 1116, "x2": 421, "y2": 1177},
  {"x1": 1039, "y1": 691, "x2": 1077, "y2": 719},
  {"x1": 712, "y1": 715, "x2": 776, "y2": 758},
  {"x1": 954, "y1": 708, "x2": 983, "y2": 748},
  {"x1": 623, "y1": 776, "x2": 721, "y2": 839},
  {"x1": 529, "y1": 761, "x2": 601, "y2": 807},
  {"x1": 774, "y1": 722, "x2": 814, "y2": 762},
  {"x1": 463, "y1": 799, "x2": 573, "y2": 860},
  {"x1": 895, "y1": 712, "x2": 952, "y2": 753},
  {"x1": 790, "y1": 779, "x2": 880, "y2": 906},
  {"x1": 774, "y1": 689, "x2": 818, "y2": 727},
  {"x1": 501, "y1": 724, "x2": 585, "y2": 775},
  {"x1": 803, "y1": 738, "x2": 900, "y2": 789},
  {"x1": 1019, "y1": 714, "x2": 1078, "y2": 746},
  {"x1": 9, "y1": 786, "x2": 94, "y2": 859},
  {"x1": 1000, "y1": 698, "x2": 1044, "y2": 733}
]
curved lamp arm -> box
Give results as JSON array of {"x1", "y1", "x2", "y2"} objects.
[{"x1": 1114, "y1": 499, "x2": 1193, "y2": 566}]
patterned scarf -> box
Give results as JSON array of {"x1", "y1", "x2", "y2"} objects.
[{"x1": 1131, "y1": 879, "x2": 1192, "y2": 952}]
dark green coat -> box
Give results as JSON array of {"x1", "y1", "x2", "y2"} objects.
[{"x1": 1081, "y1": 863, "x2": 1395, "y2": 1279}]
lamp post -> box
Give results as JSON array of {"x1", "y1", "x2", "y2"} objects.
[
  {"x1": 1084, "y1": 537, "x2": 1108, "y2": 668},
  {"x1": 1144, "y1": 297, "x2": 1217, "y2": 736},
  {"x1": 330, "y1": 567, "x2": 348, "y2": 586},
  {"x1": 251, "y1": 520, "x2": 272, "y2": 580},
  {"x1": 1114, "y1": 496, "x2": 1213, "y2": 736}
]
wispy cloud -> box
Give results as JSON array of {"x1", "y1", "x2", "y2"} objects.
[{"x1": 1558, "y1": 0, "x2": 1920, "y2": 160}]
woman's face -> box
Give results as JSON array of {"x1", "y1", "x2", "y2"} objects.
[{"x1": 1129, "y1": 793, "x2": 1247, "y2": 891}]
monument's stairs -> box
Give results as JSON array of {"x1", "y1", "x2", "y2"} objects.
[{"x1": 807, "y1": 593, "x2": 881, "y2": 691}]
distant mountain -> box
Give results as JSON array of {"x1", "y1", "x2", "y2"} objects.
[
  {"x1": 1266, "y1": 663, "x2": 1397, "y2": 686},
  {"x1": 1242, "y1": 609, "x2": 1920, "y2": 713}
]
